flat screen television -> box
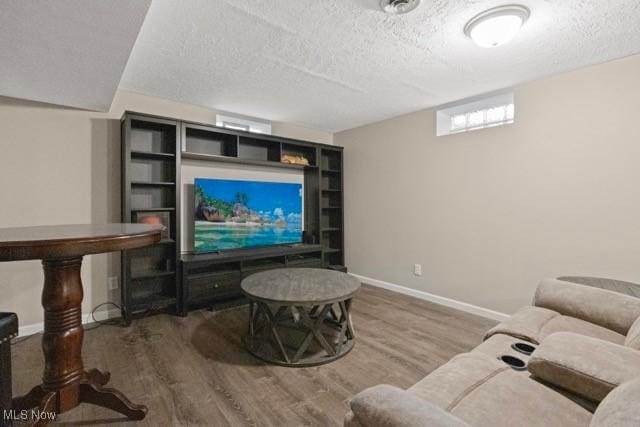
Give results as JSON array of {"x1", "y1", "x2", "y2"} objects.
[{"x1": 194, "y1": 177, "x2": 303, "y2": 253}]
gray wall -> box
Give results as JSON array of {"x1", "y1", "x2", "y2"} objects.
[{"x1": 335, "y1": 54, "x2": 640, "y2": 315}]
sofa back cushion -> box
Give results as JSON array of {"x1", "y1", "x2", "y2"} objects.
[
  {"x1": 534, "y1": 279, "x2": 640, "y2": 335},
  {"x1": 590, "y1": 378, "x2": 640, "y2": 427},
  {"x1": 625, "y1": 316, "x2": 640, "y2": 350}
]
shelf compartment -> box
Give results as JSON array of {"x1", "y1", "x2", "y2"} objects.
[
  {"x1": 322, "y1": 174, "x2": 341, "y2": 192},
  {"x1": 129, "y1": 244, "x2": 176, "y2": 278},
  {"x1": 131, "y1": 209, "x2": 175, "y2": 242},
  {"x1": 130, "y1": 119, "x2": 176, "y2": 156},
  {"x1": 184, "y1": 126, "x2": 238, "y2": 157},
  {"x1": 129, "y1": 295, "x2": 177, "y2": 312},
  {"x1": 131, "y1": 157, "x2": 175, "y2": 183},
  {"x1": 322, "y1": 232, "x2": 343, "y2": 253},
  {"x1": 181, "y1": 151, "x2": 313, "y2": 170},
  {"x1": 322, "y1": 192, "x2": 341, "y2": 210},
  {"x1": 188, "y1": 261, "x2": 241, "y2": 277},
  {"x1": 323, "y1": 251, "x2": 344, "y2": 267},
  {"x1": 129, "y1": 270, "x2": 177, "y2": 311},
  {"x1": 281, "y1": 143, "x2": 317, "y2": 167},
  {"x1": 238, "y1": 136, "x2": 281, "y2": 162},
  {"x1": 321, "y1": 209, "x2": 342, "y2": 229},
  {"x1": 321, "y1": 149, "x2": 342, "y2": 171},
  {"x1": 131, "y1": 186, "x2": 175, "y2": 210}
]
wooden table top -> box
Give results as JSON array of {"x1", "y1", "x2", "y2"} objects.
[
  {"x1": 0, "y1": 223, "x2": 163, "y2": 261},
  {"x1": 241, "y1": 268, "x2": 361, "y2": 304}
]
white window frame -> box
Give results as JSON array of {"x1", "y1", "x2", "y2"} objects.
[
  {"x1": 215, "y1": 114, "x2": 272, "y2": 135},
  {"x1": 436, "y1": 93, "x2": 514, "y2": 136}
]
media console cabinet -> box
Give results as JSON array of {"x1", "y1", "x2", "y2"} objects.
[
  {"x1": 120, "y1": 112, "x2": 344, "y2": 320},
  {"x1": 179, "y1": 244, "x2": 323, "y2": 315}
]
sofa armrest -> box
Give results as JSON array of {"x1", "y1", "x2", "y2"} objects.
[
  {"x1": 348, "y1": 385, "x2": 470, "y2": 427},
  {"x1": 533, "y1": 278, "x2": 640, "y2": 335},
  {"x1": 529, "y1": 332, "x2": 640, "y2": 402}
]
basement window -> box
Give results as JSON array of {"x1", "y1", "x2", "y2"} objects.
[
  {"x1": 216, "y1": 114, "x2": 272, "y2": 135},
  {"x1": 436, "y1": 93, "x2": 514, "y2": 136}
]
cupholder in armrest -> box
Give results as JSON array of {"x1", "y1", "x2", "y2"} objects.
[
  {"x1": 511, "y1": 342, "x2": 536, "y2": 356},
  {"x1": 498, "y1": 355, "x2": 527, "y2": 371}
]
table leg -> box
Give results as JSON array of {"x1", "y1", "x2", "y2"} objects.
[
  {"x1": 244, "y1": 300, "x2": 356, "y2": 366},
  {"x1": 84, "y1": 368, "x2": 111, "y2": 386},
  {"x1": 12, "y1": 257, "x2": 147, "y2": 425}
]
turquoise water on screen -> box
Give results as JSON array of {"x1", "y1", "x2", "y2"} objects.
[{"x1": 195, "y1": 222, "x2": 302, "y2": 252}]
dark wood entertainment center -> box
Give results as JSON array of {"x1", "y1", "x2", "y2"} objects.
[{"x1": 120, "y1": 112, "x2": 344, "y2": 320}]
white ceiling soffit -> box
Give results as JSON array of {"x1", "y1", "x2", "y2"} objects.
[
  {"x1": 0, "y1": 0, "x2": 151, "y2": 111},
  {"x1": 120, "y1": 0, "x2": 640, "y2": 132}
]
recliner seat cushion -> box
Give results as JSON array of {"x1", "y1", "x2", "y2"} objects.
[
  {"x1": 485, "y1": 306, "x2": 625, "y2": 345},
  {"x1": 539, "y1": 315, "x2": 625, "y2": 345},
  {"x1": 590, "y1": 378, "x2": 640, "y2": 427},
  {"x1": 408, "y1": 352, "x2": 591, "y2": 427}
]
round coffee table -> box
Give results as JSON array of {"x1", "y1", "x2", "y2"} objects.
[{"x1": 241, "y1": 268, "x2": 361, "y2": 367}]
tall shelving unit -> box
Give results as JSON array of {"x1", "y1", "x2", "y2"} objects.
[
  {"x1": 319, "y1": 148, "x2": 345, "y2": 267},
  {"x1": 121, "y1": 112, "x2": 344, "y2": 319},
  {"x1": 121, "y1": 114, "x2": 181, "y2": 321}
]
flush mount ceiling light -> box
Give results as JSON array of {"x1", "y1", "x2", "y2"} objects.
[
  {"x1": 464, "y1": 5, "x2": 530, "y2": 48},
  {"x1": 380, "y1": 0, "x2": 421, "y2": 15}
]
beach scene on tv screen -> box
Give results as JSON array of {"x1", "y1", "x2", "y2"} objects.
[{"x1": 194, "y1": 178, "x2": 303, "y2": 252}]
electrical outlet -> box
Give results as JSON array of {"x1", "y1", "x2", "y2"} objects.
[
  {"x1": 414, "y1": 264, "x2": 422, "y2": 276},
  {"x1": 107, "y1": 276, "x2": 119, "y2": 291}
]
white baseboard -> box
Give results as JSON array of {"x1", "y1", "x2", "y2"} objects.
[
  {"x1": 350, "y1": 273, "x2": 509, "y2": 322},
  {"x1": 18, "y1": 308, "x2": 121, "y2": 337},
  {"x1": 18, "y1": 277, "x2": 508, "y2": 335}
]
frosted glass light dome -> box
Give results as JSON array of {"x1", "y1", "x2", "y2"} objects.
[{"x1": 464, "y1": 5, "x2": 530, "y2": 48}]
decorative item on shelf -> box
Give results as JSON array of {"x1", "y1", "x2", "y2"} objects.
[
  {"x1": 281, "y1": 154, "x2": 310, "y2": 166},
  {"x1": 134, "y1": 211, "x2": 170, "y2": 239}
]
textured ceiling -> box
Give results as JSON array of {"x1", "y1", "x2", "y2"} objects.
[
  {"x1": 119, "y1": 0, "x2": 640, "y2": 132},
  {"x1": 0, "y1": 0, "x2": 150, "y2": 111}
]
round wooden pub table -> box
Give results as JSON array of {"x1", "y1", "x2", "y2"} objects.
[{"x1": 0, "y1": 224, "x2": 162, "y2": 425}]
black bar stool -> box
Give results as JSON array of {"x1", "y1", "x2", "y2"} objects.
[{"x1": 0, "y1": 312, "x2": 18, "y2": 425}]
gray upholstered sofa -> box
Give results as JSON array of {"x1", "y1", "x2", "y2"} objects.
[{"x1": 345, "y1": 277, "x2": 640, "y2": 426}]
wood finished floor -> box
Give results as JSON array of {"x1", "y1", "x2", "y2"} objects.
[{"x1": 12, "y1": 285, "x2": 496, "y2": 426}]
